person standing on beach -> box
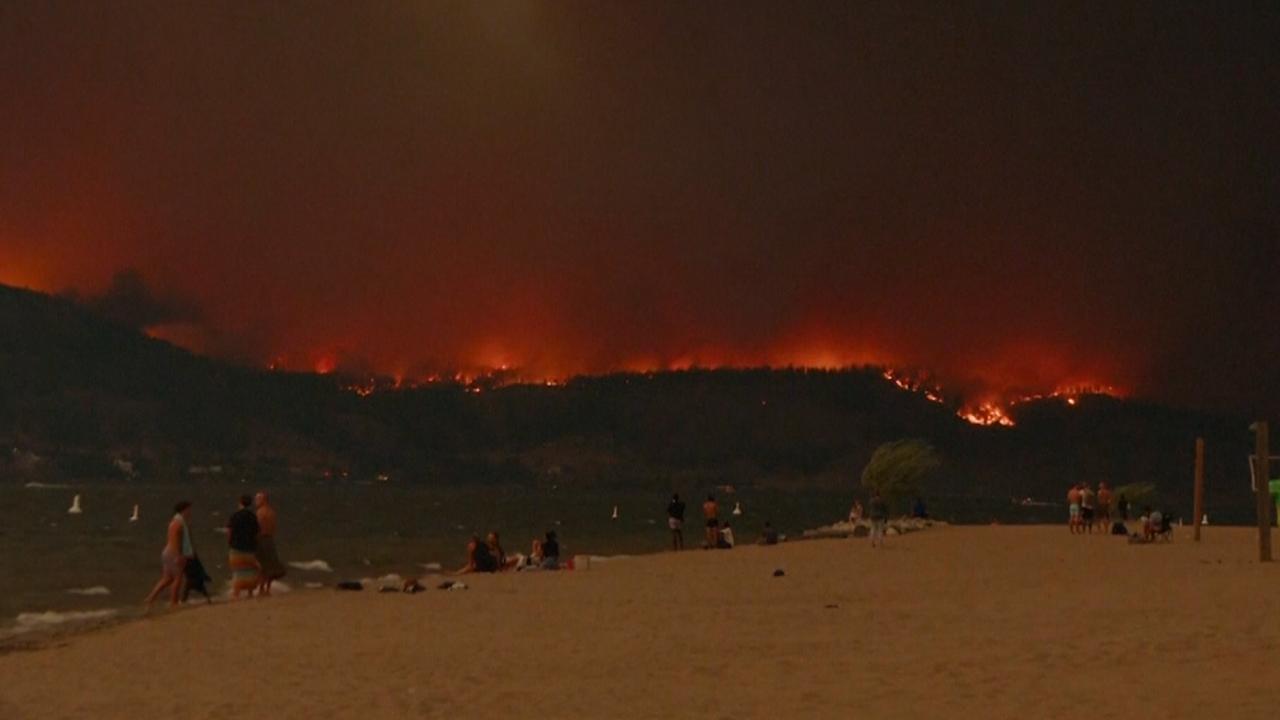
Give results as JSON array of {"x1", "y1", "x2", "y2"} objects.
[
  {"x1": 868, "y1": 492, "x2": 889, "y2": 548},
  {"x1": 254, "y1": 492, "x2": 287, "y2": 596},
  {"x1": 227, "y1": 495, "x2": 261, "y2": 600},
  {"x1": 1067, "y1": 484, "x2": 1082, "y2": 534},
  {"x1": 144, "y1": 501, "x2": 194, "y2": 610},
  {"x1": 1096, "y1": 482, "x2": 1113, "y2": 531},
  {"x1": 667, "y1": 493, "x2": 686, "y2": 551},
  {"x1": 1080, "y1": 483, "x2": 1096, "y2": 534},
  {"x1": 702, "y1": 494, "x2": 719, "y2": 549}
]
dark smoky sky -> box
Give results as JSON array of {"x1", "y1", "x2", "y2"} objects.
[{"x1": 1, "y1": 2, "x2": 1277, "y2": 413}]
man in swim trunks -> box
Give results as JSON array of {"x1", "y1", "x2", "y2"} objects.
[
  {"x1": 1080, "y1": 483, "x2": 1097, "y2": 534},
  {"x1": 254, "y1": 491, "x2": 287, "y2": 596},
  {"x1": 1067, "y1": 484, "x2": 1082, "y2": 534},
  {"x1": 702, "y1": 494, "x2": 719, "y2": 549},
  {"x1": 1096, "y1": 482, "x2": 1113, "y2": 528},
  {"x1": 144, "y1": 500, "x2": 193, "y2": 610},
  {"x1": 667, "y1": 493, "x2": 686, "y2": 551}
]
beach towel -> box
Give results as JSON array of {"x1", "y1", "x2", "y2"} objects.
[
  {"x1": 228, "y1": 549, "x2": 261, "y2": 592},
  {"x1": 184, "y1": 554, "x2": 213, "y2": 602},
  {"x1": 255, "y1": 536, "x2": 287, "y2": 580}
]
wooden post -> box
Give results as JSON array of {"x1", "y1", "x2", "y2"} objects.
[
  {"x1": 1255, "y1": 422, "x2": 1271, "y2": 562},
  {"x1": 1193, "y1": 437, "x2": 1205, "y2": 542}
]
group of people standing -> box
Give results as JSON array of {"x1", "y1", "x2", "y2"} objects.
[
  {"x1": 144, "y1": 491, "x2": 287, "y2": 609},
  {"x1": 665, "y1": 492, "x2": 781, "y2": 550},
  {"x1": 1065, "y1": 481, "x2": 1141, "y2": 535}
]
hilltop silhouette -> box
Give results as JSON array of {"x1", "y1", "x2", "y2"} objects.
[{"x1": 0, "y1": 283, "x2": 1259, "y2": 519}]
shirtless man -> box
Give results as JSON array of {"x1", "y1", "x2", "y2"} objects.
[
  {"x1": 144, "y1": 501, "x2": 193, "y2": 610},
  {"x1": 1096, "y1": 482, "x2": 1113, "y2": 531},
  {"x1": 254, "y1": 492, "x2": 287, "y2": 595},
  {"x1": 1067, "y1": 484, "x2": 1082, "y2": 534},
  {"x1": 1080, "y1": 483, "x2": 1097, "y2": 534},
  {"x1": 702, "y1": 494, "x2": 719, "y2": 549}
]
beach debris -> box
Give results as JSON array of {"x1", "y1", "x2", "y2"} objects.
[
  {"x1": 772, "y1": 569, "x2": 785, "y2": 577},
  {"x1": 436, "y1": 580, "x2": 468, "y2": 590},
  {"x1": 449, "y1": 582, "x2": 468, "y2": 591},
  {"x1": 335, "y1": 581, "x2": 364, "y2": 591},
  {"x1": 732, "y1": 502, "x2": 743, "y2": 516},
  {"x1": 129, "y1": 504, "x2": 140, "y2": 522},
  {"x1": 67, "y1": 494, "x2": 83, "y2": 515},
  {"x1": 66, "y1": 586, "x2": 111, "y2": 596},
  {"x1": 403, "y1": 579, "x2": 426, "y2": 594},
  {"x1": 611, "y1": 505, "x2": 619, "y2": 520},
  {"x1": 824, "y1": 603, "x2": 838, "y2": 609},
  {"x1": 378, "y1": 586, "x2": 399, "y2": 593}
]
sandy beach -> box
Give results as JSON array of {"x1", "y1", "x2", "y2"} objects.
[{"x1": 2, "y1": 525, "x2": 1278, "y2": 719}]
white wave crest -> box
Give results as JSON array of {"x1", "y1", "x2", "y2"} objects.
[
  {"x1": 288, "y1": 560, "x2": 333, "y2": 573},
  {"x1": 66, "y1": 586, "x2": 111, "y2": 596},
  {"x1": 14, "y1": 609, "x2": 118, "y2": 632}
]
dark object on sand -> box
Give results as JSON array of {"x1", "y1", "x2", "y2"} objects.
[
  {"x1": 772, "y1": 569, "x2": 785, "y2": 577},
  {"x1": 336, "y1": 580, "x2": 364, "y2": 591},
  {"x1": 1111, "y1": 521, "x2": 1128, "y2": 536},
  {"x1": 403, "y1": 580, "x2": 425, "y2": 594},
  {"x1": 378, "y1": 586, "x2": 399, "y2": 593},
  {"x1": 183, "y1": 554, "x2": 214, "y2": 604}
]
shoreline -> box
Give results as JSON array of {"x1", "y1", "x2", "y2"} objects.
[{"x1": 4, "y1": 525, "x2": 1280, "y2": 719}]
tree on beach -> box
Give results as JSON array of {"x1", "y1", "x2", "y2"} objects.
[{"x1": 861, "y1": 439, "x2": 941, "y2": 509}]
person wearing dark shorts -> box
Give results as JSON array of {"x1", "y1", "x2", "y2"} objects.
[{"x1": 702, "y1": 494, "x2": 719, "y2": 549}]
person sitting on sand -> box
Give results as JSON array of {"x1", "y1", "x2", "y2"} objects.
[
  {"x1": 702, "y1": 494, "x2": 719, "y2": 549},
  {"x1": 848, "y1": 500, "x2": 864, "y2": 523},
  {"x1": 758, "y1": 521, "x2": 779, "y2": 545},
  {"x1": 254, "y1": 491, "x2": 287, "y2": 596},
  {"x1": 717, "y1": 522, "x2": 735, "y2": 549},
  {"x1": 227, "y1": 495, "x2": 261, "y2": 600},
  {"x1": 144, "y1": 500, "x2": 194, "y2": 610},
  {"x1": 540, "y1": 530, "x2": 561, "y2": 569},
  {"x1": 488, "y1": 532, "x2": 521, "y2": 571},
  {"x1": 455, "y1": 534, "x2": 499, "y2": 574}
]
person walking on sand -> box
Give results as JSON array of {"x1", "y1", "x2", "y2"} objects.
[
  {"x1": 702, "y1": 494, "x2": 719, "y2": 549},
  {"x1": 868, "y1": 492, "x2": 889, "y2": 547},
  {"x1": 1080, "y1": 483, "x2": 1097, "y2": 534},
  {"x1": 227, "y1": 495, "x2": 261, "y2": 600},
  {"x1": 667, "y1": 493, "x2": 686, "y2": 551},
  {"x1": 254, "y1": 491, "x2": 287, "y2": 596},
  {"x1": 1067, "y1": 483, "x2": 1083, "y2": 534},
  {"x1": 144, "y1": 501, "x2": 194, "y2": 610}
]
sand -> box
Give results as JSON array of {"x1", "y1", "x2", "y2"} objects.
[{"x1": 2, "y1": 525, "x2": 1279, "y2": 719}]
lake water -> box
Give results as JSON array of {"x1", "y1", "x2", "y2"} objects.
[{"x1": 0, "y1": 479, "x2": 1252, "y2": 635}]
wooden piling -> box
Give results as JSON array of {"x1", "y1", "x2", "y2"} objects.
[
  {"x1": 1193, "y1": 437, "x2": 1205, "y2": 542},
  {"x1": 1255, "y1": 422, "x2": 1271, "y2": 562}
]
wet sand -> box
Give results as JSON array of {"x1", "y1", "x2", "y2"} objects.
[{"x1": 2, "y1": 525, "x2": 1278, "y2": 719}]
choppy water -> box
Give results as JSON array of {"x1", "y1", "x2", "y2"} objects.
[{"x1": 0, "y1": 479, "x2": 1252, "y2": 635}]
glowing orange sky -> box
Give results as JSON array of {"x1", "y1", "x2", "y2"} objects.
[{"x1": 1, "y1": 2, "x2": 1277, "y2": 414}]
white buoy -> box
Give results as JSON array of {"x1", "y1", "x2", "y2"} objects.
[
  {"x1": 732, "y1": 502, "x2": 743, "y2": 516},
  {"x1": 67, "y1": 494, "x2": 83, "y2": 515},
  {"x1": 129, "y1": 504, "x2": 140, "y2": 522},
  {"x1": 611, "y1": 505, "x2": 619, "y2": 520}
]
